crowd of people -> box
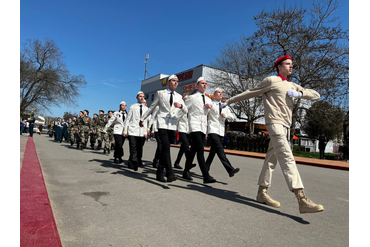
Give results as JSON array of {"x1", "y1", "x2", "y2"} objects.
[{"x1": 31, "y1": 55, "x2": 325, "y2": 214}]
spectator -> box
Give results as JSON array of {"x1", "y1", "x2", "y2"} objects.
[
  {"x1": 20, "y1": 118, "x2": 25, "y2": 135},
  {"x1": 317, "y1": 133, "x2": 328, "y2": 159}
]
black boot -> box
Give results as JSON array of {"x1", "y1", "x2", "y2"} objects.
[
  {"x1": 107, "y1": 148, "x2": 110, "y2": 154},
  {"x1": 76, "y1": 142, "x2": 80, "y2": 149},
  {"x1": 97, "y1": 140, "x2": 102, "y2": 150},
  {"x1": 70, "y1": 140, "x2": 74, "y2": 146},
  {"x1": 103, "y1": 148, "x2": 107, "y2": 154},
  {"x1": 114, "y1": 158, "x2": 119, "y2": 164}
]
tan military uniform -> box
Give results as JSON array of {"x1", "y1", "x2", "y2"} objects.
[{"x1": 227, "y1": 75, "x2": 320, "y2": 191}]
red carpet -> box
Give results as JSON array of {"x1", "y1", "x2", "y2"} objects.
[{"x1": 20, "y1": 137, "x2": 62, "y2": 247}]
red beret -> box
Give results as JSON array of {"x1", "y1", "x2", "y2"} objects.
[{"x1": 274, "y1": 55, "x2": 292, "y2": 68}]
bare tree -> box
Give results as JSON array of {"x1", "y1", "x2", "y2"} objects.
[
  {"x1": 211, "y1": 0, "x2": 349, "y2": 138},
  {"x1": 250, "y1": 0, "x2": 349, "y2": 138},
  {"x1": 210, "y1": 40, "x2": 267, "y2": 134},
  {"x1": 20, "y1": 38, "x2": 87, "y2": 115}
]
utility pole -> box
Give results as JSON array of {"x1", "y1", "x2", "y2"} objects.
[{"x1": 144, "y1": 54, "x2": 149, "y2": 80}]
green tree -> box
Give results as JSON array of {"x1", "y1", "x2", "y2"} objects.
[{"x1": 301, "y1": 101, "x2": 345, "y2": 141}]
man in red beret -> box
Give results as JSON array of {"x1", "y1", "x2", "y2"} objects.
[{"x1": 224, "y1": 55, "x2": 324, "y2": 214}]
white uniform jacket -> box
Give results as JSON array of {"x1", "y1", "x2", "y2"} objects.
[
  {"x1": 148, "y1": 106, "x2": 159, "y2": 133},
  {"x1": 185, "y1": 92, "x2": 212, "y2": 135},
  {"x1": 207, "y1": 100, "x2": 235, "y2": 136},
  {"x1": 177, "y1": 113, "x2": 189, "y2": 134},
  {"x1": 141, "y1": 89, "x2": 188, "y2": 131},
  {"x1": 124, "y1": 103, "x2": 148, "y2": 137},
  {"x1": 103, "y1": 110, "x2": 127, "y2": 135}
]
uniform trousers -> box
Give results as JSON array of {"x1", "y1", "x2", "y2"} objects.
[
  {"x1": 185, "y1": 131, "x2": 211, "y2": 178},
  {"x1": 113, "y1": 134, "x2": 126, "y2": 158},
  {"x1": 153, "y1": 131, "x2": 161, "y2": 162},
  {"x1": 257, "y1": 124, "x2": 304, "y2": 191},
  {"x1": 174, "y1": 132, "x2": 191, "y2": 165},
  {"x1": 128, "y1": 136, "x2": 145, "y2": 166},
  {"x1": 206, "y1": 133, "x2": 234, "y2": 174},
  {"x1": 157, "y1": 129, "x2": 175, "y2": 176}
]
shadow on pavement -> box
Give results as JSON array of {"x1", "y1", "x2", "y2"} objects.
[
  {"x1": 89, "y1": 158, "x2": 171, "y2": 190},
  {"x1": 89, "y1": 158, "x2": 309, "y2": 225},
  {"x1": 169, "y1": 183, "x2": 310, "y2": 225}
]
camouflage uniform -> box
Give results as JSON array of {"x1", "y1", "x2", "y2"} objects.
[
  {"x1": 90, "y1": 115, "x2": 99, "y2": 149},
  {"x1": 68, "y1": 118, "x2": 79, "y2": 145},
  {"x1": 96, "y1": 114, "x2": 106, "y2": 150},
  {"x1": 101, "y1": 115, "x2": 111, "y2": 154},
  {"x1": 78, "y1": 115, "x2": 91, "y2": 148}
]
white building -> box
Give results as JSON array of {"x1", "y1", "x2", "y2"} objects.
[{"x1": 140, "y1": 64, "x2": 224, "y2": 106}]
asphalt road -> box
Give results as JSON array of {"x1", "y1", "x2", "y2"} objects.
[{"x1": 33, "y1": 134, "x2": 349, "y2": 247}]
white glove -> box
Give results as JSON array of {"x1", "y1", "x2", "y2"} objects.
[
  {"x1": 220, "y1": 102, "x2": 228, "y2": 108},
  {"x1": 287, "y1": 90, "x2": 302, "y2": 98}
]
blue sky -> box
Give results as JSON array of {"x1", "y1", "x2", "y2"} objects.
[{"x1": 20, "y1": 0, "x2": 349, "y2": 118}]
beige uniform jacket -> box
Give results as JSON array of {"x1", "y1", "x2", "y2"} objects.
[{"x1": 227, "y1": 76, "x2": 320, "y2": 128}]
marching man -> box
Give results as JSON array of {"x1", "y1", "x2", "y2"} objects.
[
  {"x1": 140, "y1": 75, "x2": 187, "y2": 182},
  {"x1": 225, "y1": 55, "x2": 324, "y2": 214},
  {"x1": 206, "y1": 87, "x2": 240, "y2": 177},
  {"x1": 182, "y1": 77, "x2": 217, "y2": 184}
]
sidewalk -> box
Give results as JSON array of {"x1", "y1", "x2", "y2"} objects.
[{"x1": 170, "y1": 144, "x2": 349, "y2": 171}]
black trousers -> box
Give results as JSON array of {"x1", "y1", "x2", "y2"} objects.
[
  {"x1": 153, "y1": 131, "x2": 161, "y2": 162},
  {"x1": 185, "y1": 131, "x2": 211, "y2": 178},
  {"x1": 319, "y1": 148, "x2": 325, "y2": 159},
  {"x1": 206, "y1": 133, "x2": 234, "y2": 174},
  {"x1": 128, "y1": 136, "x2": 145, "y2": 165},
  {"x1": 113, "y1": 134, "x2": 126, "y2": 158},
  {"x1": 158, "y1": 129, "x2": 175, "y2": 176},
  {"x1": 174, "y1": 132, "x2": 191, "y2": 165}
]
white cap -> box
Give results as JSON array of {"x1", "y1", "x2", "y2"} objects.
[
  {"x1": 213, "y1": 87, "x2": 223, "y2": 93},
  {"x1": 197, "y1": 77, "x2": 206, "y2": 83},
  {"x1": 168, "y1": 74, "x2": 178, "y2": 81},
  {"x1": 137, "y1": 91, "x2": 144, "y2": 96},
  {"x1": 120, "y1": 101, "x2": 126, "y2": 105}
]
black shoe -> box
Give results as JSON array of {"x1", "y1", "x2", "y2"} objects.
[
  {"x1": 119, "y1": 158, "x2": 123, "y2": 164},
  {"x1": 156, "y1": 169, "x2": 166, "y2": 182},
  {"x1": 182, "y1": 170, "x2": 193, "y2": 181},
  {"x1": 167, "y1": 174, "x2": 177, "y2": 182},
  {"x1": 152, "y1": 159, "x2": 158, "y2": 168},
  {"x1": 133, "y1": 164, "x2": 138, "y2": 171},
  {"x1": 97, "y1": 141, "x2": 102, "y2": 150},
  {"x1": 70, "y1": 141, "x2": 74, "y2": 146},
  {"x1": 107, "y1": 149, "x2": 110, "y2": 154},
  {"x1": 103, "y1": 148, "x2": 107, "y2": 154},
  {"x1": 114, "y1": 158, "x2": 119, "y2": 164},
  {"x1": 173, "y1": 163, "x2": 183, "y2": 169},
  {"x1": 77, "y1": 143, "x2": 80, "y2": 149},
  {"x1": 203, "y1": 176, "x2": 216, "y2": 184},
  {"x1": 229, "y1": 168, "x2": 240, "y2": 177}
]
